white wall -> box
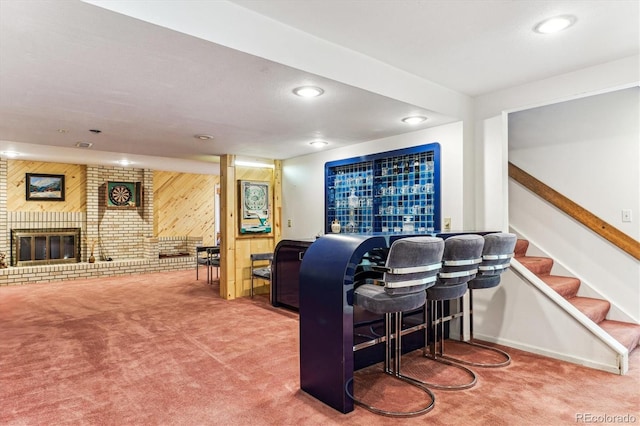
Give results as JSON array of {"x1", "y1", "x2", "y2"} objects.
[
  {"x1": 474, "y1": 55, "x2": 640, "y2": 231},
  {"x1": 509, "y1": 87, "x2": 640, "y2": 320},
  {"x1": 509, "y1": 87, "x2": 639, "y2": 240},
  {"x1": 281, "y1": 122, "x2": 463, "y2": 240},
  {"x1": 475, "y1": 115, "x2": 509, "y2": 231}
]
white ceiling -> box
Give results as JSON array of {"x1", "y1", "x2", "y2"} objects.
[
  {"x1": 233, "y1": 0, "x2": 639, "y2": 96},
  {"x1": 0, "y1": 0, "x2": 638, "y2": 174}
]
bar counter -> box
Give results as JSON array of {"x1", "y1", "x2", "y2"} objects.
[{"x1": 298, "y1": 231, "x2": 493, "y2": 413}]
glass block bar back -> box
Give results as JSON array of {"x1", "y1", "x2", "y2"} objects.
[{"x1": 325, "y1": 143, "x2": 440, "y2": 234}]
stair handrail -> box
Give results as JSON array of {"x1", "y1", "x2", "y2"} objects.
[
  {"x1": 508, "y1": 257, "x2": 628, "y2": 375},
  {"x1": 508, "y1": 162, "x2": 640, "y2": 261}
]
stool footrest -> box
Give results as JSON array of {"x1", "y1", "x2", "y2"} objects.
[
  {"x1": 439, "y1": 340, "x2": 511, "y2": 368},
  {"x1": 345, "y1": 375, "x2": 435, "y2": 417},
  {"x1": 404, "y1": 355, "x2": 477, "y2": 390}
]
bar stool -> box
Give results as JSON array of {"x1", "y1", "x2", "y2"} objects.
[
  {"x1": 443, "y1": 232, "x2": 517, "y2": 367},
  {"x1": 347, "y1": 236, "x2": 444, "y2": 417},
  {"x1": 415, "y1": 234, "x2": 484, "y2": 390}
]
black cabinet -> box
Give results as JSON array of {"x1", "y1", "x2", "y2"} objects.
[{"x1": 270, "y1": 239, "x2": 313, "y2": 311}]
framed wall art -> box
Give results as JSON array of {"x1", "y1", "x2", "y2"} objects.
[
  {"x1": 106, "y1": 181, "x2": 142, "y2": 208},
  {"x1": 239, "y1": 180, "x2": 271, "y2": 234},
  {"x1": 26, "y1": 173, "x2": 65, "y2": 201}
]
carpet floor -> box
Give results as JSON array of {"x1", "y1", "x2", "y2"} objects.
[{"x1": 0, "y1": 270, "x2": 638, "y2": 425}]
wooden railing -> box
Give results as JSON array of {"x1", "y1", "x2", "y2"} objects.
[{"x1": 508, "y1": 162, "x2": 640, "y2": 261}]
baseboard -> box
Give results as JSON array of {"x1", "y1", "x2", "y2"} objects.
[{"x1": 473, "y1": 332, "x2": 624, "y2": 375}]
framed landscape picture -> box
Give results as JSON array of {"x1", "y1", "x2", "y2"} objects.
[{"x1": 26, "y1": 173, "x2": 65, "y2": 201}]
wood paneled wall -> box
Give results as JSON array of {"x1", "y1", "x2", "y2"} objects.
[
  {"x1": 220, "y1": 161, "x2": 280, "y2": 299},
  {"x1": 153, "y1": 171, "x2": 219, "y2": 246},
  {"x1": 7, "y1": 160, "x2": 85, "y2": 212},
  {"x1": 233, "y1": 165, "x2": 278, "y2": 298}
]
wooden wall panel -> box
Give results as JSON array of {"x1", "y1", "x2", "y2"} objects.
[
  {"x1": 235, "y1": 236, "x2": 274, "y2": 297},
  {"x1": 233, "y1": 166, "x2": 276, "y2": 297},
  {"x1": 7, "y1": 160, "x2": 85, "y2": 212},
  {"x1": 153, "y1": 171, "x2": 218, "y2": 246}
]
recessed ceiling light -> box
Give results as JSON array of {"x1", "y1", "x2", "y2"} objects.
[
  {"x1": 1, "y1": 151, "x2": 21, "y2": 158},
  {"x1": 293, "y1": 86, "x2": 324, "y2": 98},
  {"x1": 310, "y1": 140, "x2": 329, "y2": 148},
  {"x1": 57, "y1": 129, "x2": 68, "y2": 134},
  {"x1": 75, "y1": 141, "x2": 93, "y2": 148},
  {"x1": 402, "y1": 116, "x2": 428, "y2": 125},
  {"x1": 195, "y1": 134, "x2": 214, "y2": 141},
  {"x1": 117, "y1": 160, "x2": 132, "y2": 166},
  {"x1": 534, "y1": 15, "x2": 577, "y2": 34}
]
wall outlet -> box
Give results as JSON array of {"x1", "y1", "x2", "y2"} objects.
[
  {"x1": 622, "y1": 209, "x2": 632, "y2": 223},
  {"x1": 443, "y1": 217, "x2": 451, "y2": 231},
  {"x1": 287, "y1": 219, "x2": 292, "y2": 227}
]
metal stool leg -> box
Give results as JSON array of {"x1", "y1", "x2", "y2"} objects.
[
  {"x1": 346, "y1": 312, "x2": 436, "y2": 417},
  {"x1": 407, "y1": 300, "x2": 477, "y2": 391},
  {"x1": 439, "y1": 289, "x2": 511, "y2": 368}
]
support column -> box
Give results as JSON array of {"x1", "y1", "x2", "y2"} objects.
[
  {"x1": 0, "y1": 159, "x2": 7, "y2": 256},
  {"x1": 273, "y1": 160, "x2": 283, "y2": 244},
  {"x1": 220, "y1": 155, "x2": 236, "y2": 300}
]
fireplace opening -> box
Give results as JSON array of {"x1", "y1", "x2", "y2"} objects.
[{"x1": 11, "y1": 228, "x2": 81, "y2": 267}]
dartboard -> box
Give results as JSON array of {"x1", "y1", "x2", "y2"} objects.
[{"x1": 109, "y1": 184, "x2": 132, "y2": 206}]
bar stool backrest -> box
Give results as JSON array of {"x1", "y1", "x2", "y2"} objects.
[
  {"x1": 468, "y1": 232, "x2": 517, "y2": 288},
  {"x1": 379, "y1": 236, "x2": 444, "y2": 296},
  {"x1": 437, "y1": 234, "x2": 484, "y2": 285}
]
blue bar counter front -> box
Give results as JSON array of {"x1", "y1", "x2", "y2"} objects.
[{"x1": 298, "y1": 231, "x2": 493, "y2": 414}]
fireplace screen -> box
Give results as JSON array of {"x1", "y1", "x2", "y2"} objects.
[{"x1": 11, "y1": 228, "x2": 81, "y2": 267}]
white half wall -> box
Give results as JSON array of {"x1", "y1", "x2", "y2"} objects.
[
  {"x1": 281, "y1": 122, "x2": 463, "y2": 240},
  {"x1": 474, "y1": 267, "x2": 626, "y2": 374}
]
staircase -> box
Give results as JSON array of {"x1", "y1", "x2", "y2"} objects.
[{"x1": 514, "y1": 239, "x2": 640, "y2": 355}]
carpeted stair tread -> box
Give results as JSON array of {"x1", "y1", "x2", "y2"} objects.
[
  {"x1": 514, "y1": 239, "x2": 529, "y2": 258},
  {"x1": 569, "y1": 297, "x2": 610, "y2": 324},
  {"x1": 516, "y1": 238, "x2": 638, "y2": 356},
  {"x1": 539, "y1": 275, "x2": 581, "y2": 299},
  {"x1": 599, "y1": 320, "x2": 640, "y2": 354},
  {"x1": 517, "y1": 256, "x2": 554, "y2": 276}
]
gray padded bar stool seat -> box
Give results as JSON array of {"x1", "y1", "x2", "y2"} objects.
[
  {"x1": 444, "y1": 232, "x2": 517, "y2": 368},
  {"x1": 347, "y1": 236, "x2": 444, "y2": 417},
  {"x1": 419, "y1": 234, "x2": 484, "y2": 390}
]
